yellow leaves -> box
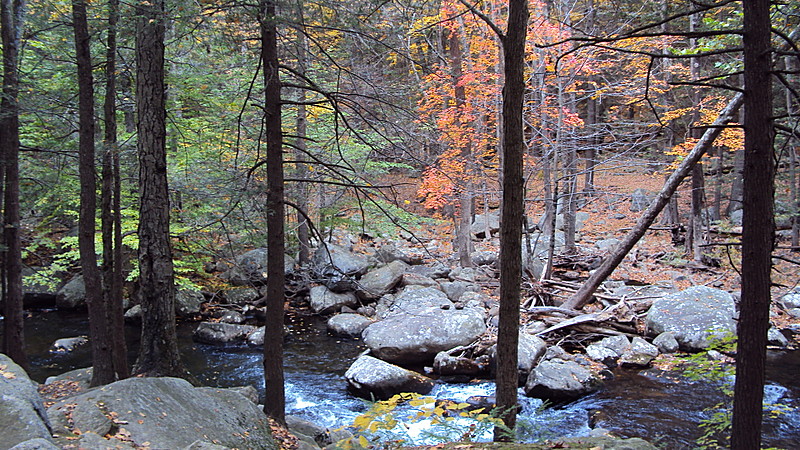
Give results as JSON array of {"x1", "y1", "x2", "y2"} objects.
[{"x1": 0, "y1": 364, "x2": 16, "y2": 379}]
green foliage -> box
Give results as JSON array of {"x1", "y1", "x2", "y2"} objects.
[{"x1": 339, "y1": 393, "x2": 511, "y2": 449}]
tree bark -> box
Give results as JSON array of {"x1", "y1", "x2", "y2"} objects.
[
  {"x1": 448, "y1": 30, "x2": 474, "y2": 267},
  {"x1": 260, "y1": 0, "x2": 286, "y2": 425},
  {"x1": 133, "y1": 0, "x2": 186, "y2": 378},
  {"x1": 561, "y1": 93, "x2": 744, "y2": 311},
  {"x1": 294, "y1": 16, "x2": 310, "y2": 266},
  {"x1": 0, "y1": 0, "x2": 27, "y2": 369},
  {"x1": 102, "y1": 0, "x2": 128, "y2": 380},
  {"x1": 494, "y1": 0, "x2": 528, "y2": 440},
  {"x1": 72, "y1": 0, "x2": 115, "y2": 386},
  {"x1": 730, "y1": 0, "x2": 774, "y2": 446}
]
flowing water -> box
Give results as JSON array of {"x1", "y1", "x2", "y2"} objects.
[{"x1": 4, "y1": 310, "x2": 800, "y2": 448}]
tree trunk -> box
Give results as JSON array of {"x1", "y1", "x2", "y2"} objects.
[
  {"x1": 0, "y1": 0, "x2": 27, "y2": 369},
  {"x1": 293, "y1": 9, "x2": 310, "y2": 266},
  {"x1": 727, "y1": 141, "x2": 745, "y2": 215},
  {"x1": 494, "y1": 0, "x2": 528, "y2": 439},
  {"x1": 561, "y1": 93, "x2": 744, "y2": 311},
  {"x1": 260, "y1": 0, "x2": 286, "y2": 425},
  {"x1": 133, "y1": 0, "x2": 186, "y2": 378},
  {"x1": 687, "y1": 12, "x2": 706, "y2": 263},
  {"x1": 72, "y1": 0, "x2": 115, "y2": 386},
  {"x1": 458, "y1": 187, "x2": 474, "y2": 267},
  {"x1": 102, "y1": 0, "x2": 128, "y2": 380},
  {"x1": 730, "y1": 0, "x2": 774, "y2": 445},
  {"x1": 689, "y1": 163, "x2": 705, "y2": 262},
  {"x1": 448, "y1": 30, "x2": 474, "y2": 267},
  {"x1": 712, "y1": 149, "x2": 723, "y2": 222}
]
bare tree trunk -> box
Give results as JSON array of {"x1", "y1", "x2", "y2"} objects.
[
  {"x1": 458, "y1": 187, "x2": 474, "y2": 267},
  {"x1": 0, "y1": 0, "x2": 27, "y2": 369},
  {"x1": 133, "y1": 0, "x2": 186, "y2": 378},
  {"x1": 73, "y1": 0, "x2": 115, "y2": 386},
  {"x1": 687, "y1": 12, "x2": 706, "y2": 263},
  {"x1": 787, "y1": 56, "x2": 799, "y2": 249},
  {"x1": 102, "y1": 0, "x2": 128, "y2": 380},
  {"x1": 712, "y1": 149, "x2": 723, "y2": 222},
  {"x1": 260, "y1": 0, "x2": 286, "y2": 425},
  {"x1": 731, "y1": 0, "x2": 774, "y2": 445},
  {"x1": 293, "y1": 10, "x2": 310, "y2": 266},
  {"x1": 561, "y1": 93, "x2": 744, "y2": 311},
  {"x1": 494, "y1": 0, "x2": 528, "y2": 438},
  {"x1": 689, "y1": 163, "x2": 705, "y2": 262},
  {"x1": 448, "y1": 30, "x2": 474, "y2": 267},
  {"x1": 560, "y1": 77, "x2": 578, "y2": 254}
]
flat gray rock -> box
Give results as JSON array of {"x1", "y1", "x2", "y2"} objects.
[
  {"x1": 363, "y1": 306, "x2": 486, "y2": 365},
  {"x1": 47, "y1": 377, "x2": 275, "y2": 449}
]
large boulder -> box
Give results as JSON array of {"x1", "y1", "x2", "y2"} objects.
[
  {"x1": 175, "y1": 288, "x2": 205, "y2": 317},
  {"x1": 192, "y1": 322, "x2": 259, "y2": 345},
  {"x1": 363, "y1": 306, "x2": 486, "y2": 365},
  {"x1": 327, "y1": 313, "x2": 373, "y2": 338},
  {"x1": 222, "y1": 248, "x2": 295, "y2": 286},
  {"x1": 356, "y1": 260, "x2": 408, "y2": 300},
  {"x1": 225, "y1": 287, "x2": 261, "y2": 305},
  {"x1": 309, "y1": 285, "x2": 358, "y2": 315},
  {"x1": 645, "y1": 286, "x2": 737, "y2": 351},
  {"x1": 0, "y1": 354, "x2": 54, "y2": 449},
  {"x1": 55, "y1": 275, "x2": 86, "y2": 310},
  {"x1": 47, "y1": 377, "x2": 276, "y2": 449},
  {"x1": 344, "y1": 354, "x2": 434, "y2": 400},
  {"x1": 517, "y1": 333, "x2": 548, "y2": 375},
  {"x1": 439, "y1": 280, "x2": 480, "y2": 302},
  {"x1": 524, "y1": 359, "x2": 602, "y2": 402},
  {"x1": 375, "y1": 243, "x2": 422, "y2": 265},
  {"x1": 380, "y1": 286, "x2": 451, "y2": 318},
  {"x1": 313, "y1": 244, "x2": 371, "y2": 288}
]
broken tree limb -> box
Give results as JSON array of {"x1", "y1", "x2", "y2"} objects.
[{"x1": 560, "y1": 92, "x2": 745, "y2": 310}]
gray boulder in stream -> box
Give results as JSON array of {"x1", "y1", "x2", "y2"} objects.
[
  {"x1": 193, "y1": 321, "x2": 258, "y2": 345},
  {"x1": 363, "y1": 302, "x2": 486, "y2": 365},
  {"x1": 0, "y1": 354, "x2": 54, "y2": 449},
  {"x1": 46, "y1": 377, "x2": 276, "y2": 449},
  {"x1": 313, "y1": 244, "x2": 371, "y2": 291},
  {"x1": 524, "y1": 359, "x2": 602, "y2": 402},
  {"x1": 327, "y1": 313, "x2": 373, "y2": 338},
  {"x1": 645, "y1": 285, "x2": 737, "y2": 351},
  {"x1": 309, "y1": 285, "x2": 358, "y2": 315},
  {"x1": 344, "y1": 354, "x2": 434, "y2": 400}
]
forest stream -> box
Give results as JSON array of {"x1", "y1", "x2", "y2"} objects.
[{"x1": 13, "y1": 310, "x2": 800, "y2": 449}]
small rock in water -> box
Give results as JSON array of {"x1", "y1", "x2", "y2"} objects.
[{"x1": 52, "y1": 336, "x2": 88, "y2": 352}]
